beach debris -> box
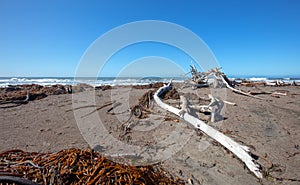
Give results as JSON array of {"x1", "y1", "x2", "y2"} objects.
[
  {"x1": 120, "y1": 84, "x2": 179, "y2": 130},
  {"x1": 94, "y1": 85, "x2": 112, "y2": 91},
  {"x1": 71, "y1": 83, "x2": 93, "y2": 92},
  {"x1": 291, "y1": 81, "x2": 298, "y2": 86},
  {"x1": 106, "y1": 102, "x2": 123, "y2": 115},
  {"x1": 68, "y1": 101, "x2": 124, "y2": 117},
  {"x1": 188, "y1": 67, "x2": 264, "y2": 99},
  {"x1": 240, "y1": 80, "x2": 298, "y2": 87},
  {"x1": 0, "y1": 148, "x2": 184, "y2": 185},
  {"x1": 240, "y1": 81, "x2": 266, "y2": 87},
  {"x1": 120, "y1": 91, "x2": 156, "y2": 129},
  {"x1": 0, "y1": 89, "x2": 30, "y2": 107},
  {"x1": 247, "y1": 88, "x2": 289, "y2": 98},
  {"x1": 179, "y1": 94, "x2": 225, "y2": 123},
  {"x1": 0, "y1": 83, "x2": 104, "y2": 106},
  {"x1": 183, "y1": 94, "x2": 236, "y2": 123},
  {"x1": 153, "y1": 82, "x2": 263, "y2": 178},
  {"x1": 189, "y1": 66, "x2": 234, "y2": 88},
  {"x1": 202, "y1": 94, "x2": 224, "y2": 123},
  {"x1": 119, "y1": 90, "x2": 156, "y2": 129},
  {"x1": 266, "y1": 80, "x2": 285, "y2": 86},
  {"x1": 80, "y1": 101, "x2": 116, "y2": 118},
  {"x1": 0, "y1": 84, "x2": 74, "y2": 106},
  {"x1": 188, "y1": 66, "x2": 297, "y2": 99},
  {"x1": 132, "y1": 82, "x2": 164, "y2": 89}
]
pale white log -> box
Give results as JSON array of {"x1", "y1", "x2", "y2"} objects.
[
  {"x1": 191, "y1": 105, "x2": 210, "y2": 111},
  {"x1": 223, "y1": 100, "x2": 236, "y2": 106},
  {"x1": 154, "y1": 83, "x2": 263, "y2": 178},
  {"x1": 266, "y1": 82, "x2": 277, "y2": 86},
  {"x1": 272, "y1": 91, "x2": 288, "y2": 96},
  {"x1": 215, "y1": 74, "x2": 263, "y2": 100}
]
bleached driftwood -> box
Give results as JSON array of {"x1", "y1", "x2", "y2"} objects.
[
  {"x1": 198, "y1": 95, "x2": 236, "y2": 106},
  {"x1": 272, "y1": 91, "x2": 288, "y2": 96},
  {"x1": 207, "y1": 94, "x2": 224, "y2": 122},
  {"x1": 214, "y1": 73, "x2": 263, "y2": 100},
  {"x1": 223, "y1": 100, "x2": 236, "y2": 105},
  {"x1": 190, "y1": 66, "x2": 264, "y2": 99},
  {"x1": 179, "y1": 95, "x2": 191, "y2": 115},
  {"x1": 248, "y1": 90, "x2": 288, "y2": 97},
  {"x1": 154, "y1": 83, "x2": 262, "y2": 178},
  {"x1": 188, "y1": 95, "x2": 224, "y2": 123},
  {"x1": 24, "y1": 90, "x2": 30, "y2": 102},
  {"x1": 189, "y1": 94, "x2": 235, "y2": 122}
]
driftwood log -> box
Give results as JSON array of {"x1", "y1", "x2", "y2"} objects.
[{"x1": 154, "y1": 82, "x2": 263, "y2": 178}]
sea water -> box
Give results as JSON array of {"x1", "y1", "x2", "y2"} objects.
[
  {"x1": 0, "y1": 77, "x2": 185, "y2": 87},
  {"x1": 0, "y1": 76, "x2": 299, "y2": 88}
]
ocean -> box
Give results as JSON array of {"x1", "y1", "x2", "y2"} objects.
[
  {"x1": 0, "y1": 76, "x2": 299, "y2": 88},
  {"x1": 0, "y1": 77, "x2": 184, "y2": 87}
]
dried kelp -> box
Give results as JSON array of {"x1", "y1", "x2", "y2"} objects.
[{"x1": 0, "y1": 148, "x2": 183, "y2": 185}]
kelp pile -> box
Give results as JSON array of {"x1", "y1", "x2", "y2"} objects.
[{"x1": 0, "y1": 148, "x2": 183, "y2": 185}]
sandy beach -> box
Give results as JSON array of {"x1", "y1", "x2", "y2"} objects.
[{"x1": 0, "y1": 84, "x2": 300, "y2": 184}]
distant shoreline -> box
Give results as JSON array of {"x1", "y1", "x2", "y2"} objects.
[{"x1": 0, "y1": 76, "x2": 299, "y2": 88}]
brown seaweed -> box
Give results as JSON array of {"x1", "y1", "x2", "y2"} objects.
[{"x1": 0, "y1": 148, "x2": 184, "y2": 185}]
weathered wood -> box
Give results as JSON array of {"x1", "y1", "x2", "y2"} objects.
[
  {"x1": 189, "y1": 67, "x2": 264, "y2": 99},
  {"x1": 154, "y1": 83, "x2": 262, "y2": 178},
  {"x1": 207, "y1": 94, "x2": 224, "y2": 122},
  {"x1": 179, "y1": 95, "x2": 190, "y2": 116},
  {"x1": 190, "y1": 94, "x2": 235, "y2": 122},
  {"x1": 215, "y1": 74, "x2": 263, "y2": 99}
]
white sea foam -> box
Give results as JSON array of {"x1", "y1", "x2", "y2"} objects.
[
  {"x1": 0, "y1": 78, "x2": 74, "y2": 87},
  {"x1": 1, "y1": 76, "x2": 299, "y2": 88},
  {"x1": 248, "y1": 77, "x2": 268, "y2": 82},
  {"x1": 0, "y1": 77, "x2": 185, "y2": 88}
]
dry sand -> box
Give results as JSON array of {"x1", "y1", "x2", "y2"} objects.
[{"x1": 1, "y1": 84, "x2": 299, "y2": 184}]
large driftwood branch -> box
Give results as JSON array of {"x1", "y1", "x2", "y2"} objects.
[
  {"x1": 154, "y1": 83, "x2": 262, "y2": 178},
  {"x1": 214, "y1": 74, "x2": 263, "y2": 100}
]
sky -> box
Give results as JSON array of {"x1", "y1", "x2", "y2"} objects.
[{"x1": 0, "y1": 0, "x2": 299, "y2": 77}]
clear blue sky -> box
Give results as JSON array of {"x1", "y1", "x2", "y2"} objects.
[{"x1": 0, "y1": 0, "x2": 299, "y2": 77}]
